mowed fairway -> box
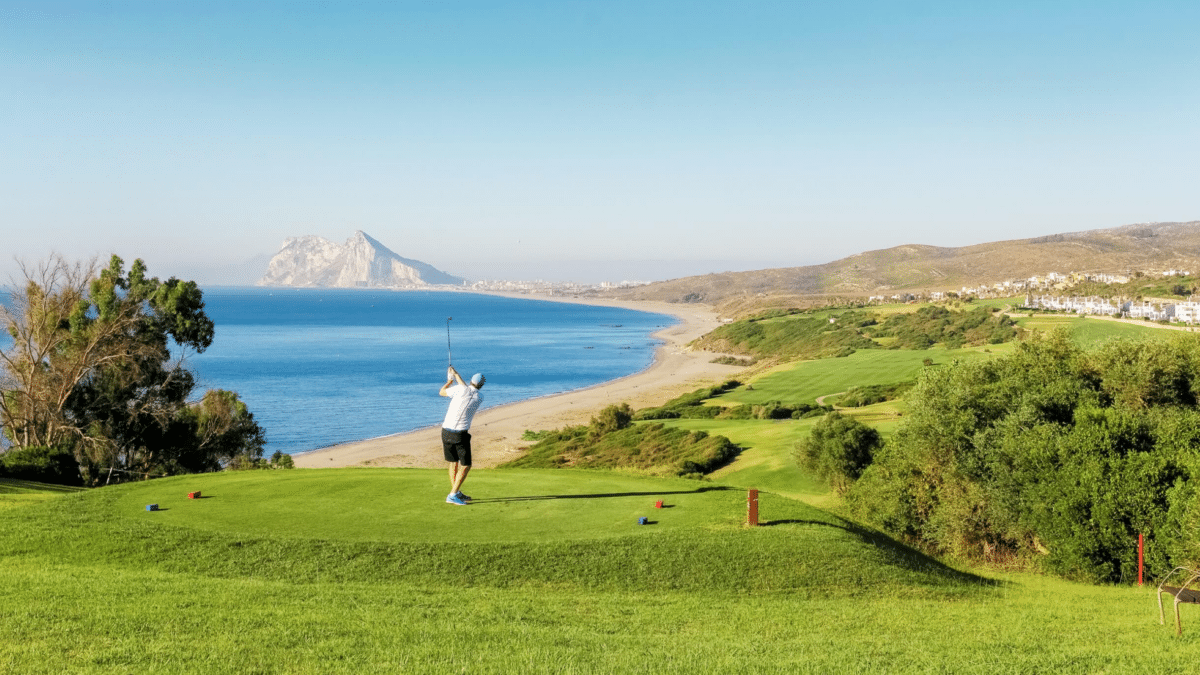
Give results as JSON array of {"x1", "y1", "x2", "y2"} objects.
[
  {"x1": 652, "y1": 403, "x2": 905, "y2": 503},
  {"x1": 640, "y1": 417, "x2": 825, "y2": 499},
  {"x1": 719, "y1": 345, "x2": 1009, "y2": 406},
  {"x1": 1015, "y1": 313, "x2": 1191, "y2": 347}
]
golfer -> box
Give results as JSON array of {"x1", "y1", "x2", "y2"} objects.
[{"x1": 439, "y1": 365, "x2": 484, "y2": 505}]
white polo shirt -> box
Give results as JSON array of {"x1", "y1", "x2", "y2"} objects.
[{"x1": 442, "y1": 384, "x2": 483, "y2": 431}]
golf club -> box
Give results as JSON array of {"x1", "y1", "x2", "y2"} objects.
[{"x1": 446, "y1": 316, "x2": 453, "y2": 367}]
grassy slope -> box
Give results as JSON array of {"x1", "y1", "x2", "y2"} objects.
[
  {"x1": 1015, "y1": 313, "x2": 1188, "y2": 347},
  {"x1": 2, "y1": 475, "x2": 1194, "y2": 674},
  {"x1": 720, "y1": 344, "x2": 1011, "y2": 407},
  {"x1": 4, "y1": 472, "x2": 978, "y2": 594},
  {"x1": 0, "y1": 478, "x2": 84, "y2": 512}
]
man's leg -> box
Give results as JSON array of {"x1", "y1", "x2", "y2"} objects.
[
  {"x1": 451, "y1": 464, "x2": 471, "y2": 494},
  {"x1": 451, "y1": 432, "x2": 473, "y2": 498},
  {"x1": 448, "y1": 462, "x2": 459, "y2": 492}
]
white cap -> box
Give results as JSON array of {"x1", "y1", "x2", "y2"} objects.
[{"x1": 471, "y1": 373, "x2": 485, "y2": 386}]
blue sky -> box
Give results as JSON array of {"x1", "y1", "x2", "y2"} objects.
[{"x1": 2, "y1": 1, "x2": 1198, "y2": 283}]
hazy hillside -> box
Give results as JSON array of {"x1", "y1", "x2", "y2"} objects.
[{"x1": 603, "y1": 221, "x2": 1200, "y2": 312}]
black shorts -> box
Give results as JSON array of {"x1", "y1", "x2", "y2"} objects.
[{"x1": 442, "y1": 428, "x2": 472, "y2": 466}]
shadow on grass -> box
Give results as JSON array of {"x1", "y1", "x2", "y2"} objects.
[
  {"x1": 761, "y1": 517, "x2": 1002, "y2": 588},
  {"x1": 470, "y1": 486, "x2": 734, "y2": 504},
  {"x1": 0, "y1": 478, "x2": 85, "y2": 494}
]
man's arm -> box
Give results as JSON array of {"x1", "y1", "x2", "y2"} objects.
[{"x1": 439, "y1": 366, "x2": 466, "y2": 397}]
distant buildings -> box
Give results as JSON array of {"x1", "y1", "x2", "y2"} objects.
[
  {"x1": 1024, "y1": 294, "x2": 1200, "y2": 324},
  {"x1": 1027, "y1": 295, "x2": 1125, "y2": 316},
  {"x1": 862, "y1": 265, "x2": 1200, "y2": 326},
  {"x1": 467, "y1": 279, "x2": 647, "y2": 295}
]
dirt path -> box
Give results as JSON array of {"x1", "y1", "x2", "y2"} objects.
[{"x1": 814, "y1": 392, "x2": 845, "y2": 408}]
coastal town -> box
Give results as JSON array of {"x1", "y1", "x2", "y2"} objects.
[{"x1": 865, "y1": 268, "x2": 1200, "y2": 324}]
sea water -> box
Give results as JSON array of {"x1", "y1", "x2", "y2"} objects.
[{"x1": 187, "y1": 287, "x2": 674, "y2": 454}]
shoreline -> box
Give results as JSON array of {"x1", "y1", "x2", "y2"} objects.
[{"x1": 292, "y1": 294, "x2": 740, "y2": 469}]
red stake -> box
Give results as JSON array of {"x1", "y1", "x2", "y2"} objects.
[
  {"x1": 747, "y1": 489, "x2": 759, "y2": 527},
  {"x1": 1138, "y1": 533, "x2": 1144, "y2": 587}
]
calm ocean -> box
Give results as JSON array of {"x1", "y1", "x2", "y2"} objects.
[{"x1": 187, "y1": 288, "x2": 674, "y2": 454}]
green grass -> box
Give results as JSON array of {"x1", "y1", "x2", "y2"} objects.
[
  {"x1": 720, "y1": 345, "x2": 1009, "y2": 406},
  {"x1": 112, "y1": 469, "x2": 746, "y2": 543},
  {"x1": 1015, "y1": 314, "x2": 1182, "y2": 347},
  {"x1": 972, "y1": 295, "x2": 1025, "y2": 310},
  {"x1": 1, "y1": 474, "x2": 1195, "y2": 674},
  {"x1": 638, "y1": 418, "x2": 826, "y2": 499},
  {"x1": 646, "y1": 401, "x2": 905, "y2": 504},
  {"x1": 716, "y1": 316, "x2": 1175, "y2": 412},
  {"x1": 0, "y1": 477, "x2": 85, "y2": 511},
  {"x1": 3, "y1": 472, "x2": 979, "y2": 595}
]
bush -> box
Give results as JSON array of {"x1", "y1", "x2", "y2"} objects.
[
  {"x1": 693, "y1": 311, "x2": 879, "y2": 361},
  {"x1": 710, "y1": 355, "x2": 756, "y2": 366},
  {"x1": 270, "y1": 451, "x2": 295, "y2": 469},
  {"x1": 847, "y1": 332, "x2": 1200, "y2": 582},
  {"x1": 504, "y1": 421, "x2": 740, "y2": 477},
  {"x1": 0, "y1": 446, "x2": 82, "y2": 486},
  {"x1": 230, "y1": 449, "x2": 296, "y2": 470},
  {"x1": 633, "y1": 382, "x2": 741, "y2": 420},
  {"x1": 589, "y1": 403, "x2": 634, "y2": 439},
  {"x1": 796, "y1": 413, "x2": 880, "y2": 494},
  {"x1": 869, "y1": 305, "x2": 1022, "y2": 350},
  {"x1": 837, "y1": 382, "x2": 914, "y2": 408}
]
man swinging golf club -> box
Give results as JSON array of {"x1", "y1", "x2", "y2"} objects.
[{"x1": 439, "y1": 365, "x2": 484, "y2": 505}]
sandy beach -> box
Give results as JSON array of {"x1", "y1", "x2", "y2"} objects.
[{"x1": 292, "y1": 295, "x2": 741, "y2": 469}]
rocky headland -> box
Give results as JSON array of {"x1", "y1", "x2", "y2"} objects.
[{"x1": 259, "y1": 230, "x2": 464, "y2": 288}]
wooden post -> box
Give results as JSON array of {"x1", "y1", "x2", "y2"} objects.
[
  {"x1": 1138, "y1": 533, "x2": 1144, "y2": 587},
  {"x1": 747, "y1": 489, "x2": 759, "y2": 527}
]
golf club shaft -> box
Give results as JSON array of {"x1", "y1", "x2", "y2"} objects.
[{"x1": 446, "y1": 317, "x2": 453, "y2": 366}]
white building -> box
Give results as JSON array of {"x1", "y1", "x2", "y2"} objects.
[
  {"x1": 1027, "y1": 295, "x2": 1126, "y2": 316},
  {"x1": 1173, "y1": 301, "x2": 1200, "y2": 324},
  {"x1": 1126, "y1": 301, "x2": 1175, "y2": 321}
]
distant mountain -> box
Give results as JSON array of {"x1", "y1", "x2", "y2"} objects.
[
  {"x1": 258, "y1": 231, "x2": 464, "y2": 288},
  {"x1": 603, "y1": 220, "x2": 1200, "y2": 310}
]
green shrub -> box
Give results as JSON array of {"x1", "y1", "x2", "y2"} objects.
[
  {"x1": 0, "y1": 445, "x2": 82, "y2": 486},
  {"x1": 229, "y1": 449, "x2": 296, "y2": 471},
  {"x1": 633, "y1": 382, "x2": 741, "y2": 421},
  {"x1": 848, "y1": 331, "x2": 1200, "y2": 582},
  {"x1": 503, "y1": 421, "x2": 740, "y2": 477},
  {"x1": 869, "y1": 305, "x2": 1022, "y2": 350},
  {"x1": 796, "y1": 413, "x2": 880, "y2": 494},
  {"x1": 589, "y1": 403, "x2": 634, "y2": 439},
  {"x1": 710, "y1": 355, "x2": 756, "y2": 366},
  {"x1": 270, "y1": 451, "x2": 295, "y2": 469},
  {"x1": 693, "y1": 311, "x2": 878, "y2": 361},
  {"x1": 837, "y1": 382, "x2": 914, "y2": 408}
]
